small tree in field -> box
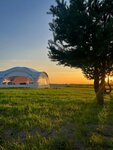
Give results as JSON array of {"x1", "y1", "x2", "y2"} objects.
[{"x1": 48, "y1": 0, "x2": 113, "y2": 105}]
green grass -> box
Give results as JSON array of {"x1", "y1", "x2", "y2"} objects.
[{"x1": 0, "y1": 87, "x2": 113, "y2": 150}]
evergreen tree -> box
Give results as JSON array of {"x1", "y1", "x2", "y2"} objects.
[{"x1": 48, "y1": 0, "x2": 113, "y2": 105}]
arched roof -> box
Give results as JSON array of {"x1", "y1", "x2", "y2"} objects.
[{"x1": 0, "y1": 67, "x2": 48, "y2": 80}]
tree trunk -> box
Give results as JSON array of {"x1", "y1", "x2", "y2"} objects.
[
  {"x1": 97, "y1": 72, "x2": 105, "y2": 105},
  {"x1": 94, "y1": 67, "x2": 99, "y2": 93},
  {"x1": 94, "y1": 66, "x2": 105, "y2": 105}
]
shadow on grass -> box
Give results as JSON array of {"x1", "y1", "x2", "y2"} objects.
[
  {"x1": 86, "y1": 94, "x2": 113, "y2": 149},
  {"x1": 46, "y1": 99, "x2": 104, "y2": 150}
]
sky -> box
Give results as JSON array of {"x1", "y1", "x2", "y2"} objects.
[{"x1": 0, "y1": 0, "x2": 93, "y2": 84}]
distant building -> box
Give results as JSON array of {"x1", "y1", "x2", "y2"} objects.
[{"x1": 0, "y1": 67, "x2": 50, "y2": 88}]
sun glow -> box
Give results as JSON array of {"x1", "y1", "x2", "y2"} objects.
[{"x1": 105, "y1": 75, "x2": 113, "y2": 83}]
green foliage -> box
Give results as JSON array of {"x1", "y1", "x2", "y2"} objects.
[
  {"x1": 48, "y1": 0, "x2": 113, "y2": 80},
  {"x1": 0, "y1": 87, "x2": 113, "y2": 149}
]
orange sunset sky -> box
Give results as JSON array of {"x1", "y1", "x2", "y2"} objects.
[{"x1": 0, "y1": 59, "x2": 93, "y2": 84}]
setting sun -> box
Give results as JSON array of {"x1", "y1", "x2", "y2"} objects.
[{"x1": 105, "y1": 75, "x2": 113, "y2": 83}]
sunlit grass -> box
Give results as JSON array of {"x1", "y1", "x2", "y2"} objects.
[{"x1": 0, "y1": 87, "x2": 113, "y2": 149}]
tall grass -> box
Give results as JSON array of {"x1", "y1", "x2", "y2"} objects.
[{"x1": 0, "y1": 87, "x2": 113, "y2": 150}]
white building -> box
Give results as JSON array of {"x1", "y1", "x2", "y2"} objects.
[{"x1": 0, "y1": 67, "x2": 50, "y2": 88}]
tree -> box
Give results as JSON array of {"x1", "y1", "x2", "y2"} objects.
[{"x1": 48, "y1": 0, "x2": 113, "y2": 105}]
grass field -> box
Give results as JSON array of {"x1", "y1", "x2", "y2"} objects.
[{"x1": 0, "y1": 87, "x2": 113, "y2": 150}]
